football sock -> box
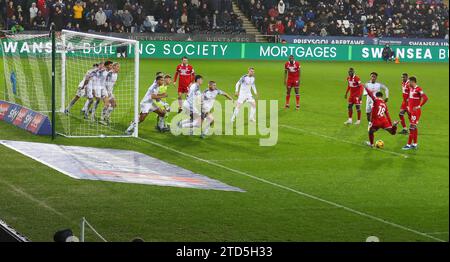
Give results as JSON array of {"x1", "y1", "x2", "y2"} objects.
[
  {"x1": 357, "y1": 110, "x2": 361, "y2": 121},
  {"x1": 67, "y1": 98, "x2": 77, "y2": 111},
  {"x1": 231, "y1": 107, "x2": 240, "y2": 121},
  {"x1": 408, "y1": 129, "x2": 414, "y2": 144},
  {"x1": 250, "y1": 105, "x2": 256, "y2": 120},
  {"x1": 348, "y1": 109, "x2": 353, "y2": 118},
  {"x1": 82, "y1": 100, "x2": 90, "y2": 112},
  {"x1": 285, "y1": 95, "x2": 290, "y2": 106},
  {"x1": 295, "y1": 95, "x2": 300, "y2": 107},
  {"x1": 369, "y1": 133, "x2": 374, "y2": 145},
  {"x1": 158, "y1": 117, "x2": 165, "y2": 129},
  {"x1": 399, "y1": 114, "x2": 406, "y2": 128},
  {"x1": 413, "y1": 128, "x2": 418, "y2": 144}
]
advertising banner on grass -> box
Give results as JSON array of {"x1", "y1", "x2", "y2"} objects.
[
  {"x1": 0, "y1": 140, "x2": 245, "y2": 192},
  {"x1": 1, "y1": 39, "x2": 448, "y2": 62},
  {"x1": 0, "y1": 100, "x2": 52, "y2": 135}
]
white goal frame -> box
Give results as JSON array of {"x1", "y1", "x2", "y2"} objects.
[{"x1": 60, "y1": 30, "x2": 140, "y2": 138}]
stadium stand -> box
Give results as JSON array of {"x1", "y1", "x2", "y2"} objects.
[
  {"x1": 1, "y1": 0, "x2": 245, "y2": 34},
  {"x1": 237, "y1": 0, "x2": 449, "y2": 39}
]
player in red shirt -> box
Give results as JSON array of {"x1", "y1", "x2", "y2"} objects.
[
  {"x1": 174, "y1": 56, "x2": 195, "y2": 113},
  {"x1": 284, "y1": 55, "x2": 301, "y2": 110},
  {"x1": 398, "y1": 73, "x2": 410, "y2": 134},
  {"x1": 402, "y1": 76, "x2": 428, "y2": 150},
  {"x1": 344, "y1": 68, "x2": 363, "y2": 125},
  {"x1": 364, "y1": 86, "x2": 399, "y2": 147}
]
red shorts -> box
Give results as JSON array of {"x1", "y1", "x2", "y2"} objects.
[
  {"x1": 408, "y1": 108, "x2": 421, "y2": 125},
  {"x1": 287, "y1": 78, "x2": 299, "y2": 87},
  {"x1": 372, "y1": 118, "x2": 392, "y2": 130},
  {"x1": 178, "y1": 83, "x2": 190, "y2": 94},
  {"x1": 400, "y1": 100, "x2": 408, "y2": 111},
  {"x1": 348, "y1": 95, "x2": 362, "y2": 105}
]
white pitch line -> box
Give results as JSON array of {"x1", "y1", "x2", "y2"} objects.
[
  {"x1": 426, "y1": 232, "x2": 449, "y2": 235},
  {"x1": 280, "y1": 124, "x2": 410, "y2": 159},
  {"x1": 135, "y1": 136, "x2": 445, "y2": 242}
]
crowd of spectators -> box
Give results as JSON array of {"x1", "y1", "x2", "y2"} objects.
[
  {"x1": 238, "y1": 0, "x2": 449, "y2": 39},
  {"x1": 1, "y1": 0, "x2": 245, "y2": 34}
]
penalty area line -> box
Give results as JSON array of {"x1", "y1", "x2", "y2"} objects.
[
  {"x1": 280, "y1": 124, "x2": 409, "y2": 159},
  {"x1": 135, "y1": 136, "x2": 444, "y2": 242}
]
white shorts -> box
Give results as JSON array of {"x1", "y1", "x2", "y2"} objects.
[
  {"x1": 85, "y1": 82, "x2": 94, "y2": 99},
  {"x1": 366, "y1": 99, "x2": 373, "y2": 113},
  {"x1": 183, "y1": 100, "x2": 200, "y2": 116},
  {"x1": 94, "y1": 85, "x2": 107, "y2": 98},
  {"x1": 76, "y1": 86, "x2": 85, "y2": 97},
  {"x1": 237, "y1": 94, "x2": 255, "y2": 104},
  {"x1": 140, "y1": 101, "x2": 158, "y2": 114}
]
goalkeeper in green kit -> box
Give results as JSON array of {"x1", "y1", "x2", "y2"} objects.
[{"x1": 154, "y1": 74, "x2": 173, "y2": 131}]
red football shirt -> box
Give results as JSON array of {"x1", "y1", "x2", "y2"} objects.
[
  {"x1": 347, "y1": 75, "x2": 362, "y2": 97},
  {"x1": 285, "y1": 61, "x2": 300, "y2": 80},
  {"x1": 401, "y1": 80, "x2": 410, "y2": 101},
  {"x1": 371, "y1": 97, "x2": 390, "y2": 123},
  {"x1": 174, "y1": 64, "x2": 195, "y2": 88},
  {"x1": 408, "y1": 86, "x2": 424, "y2": 109}
]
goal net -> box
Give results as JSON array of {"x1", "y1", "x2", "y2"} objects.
[{"x1": 1, "y1": 30, "x2": 139, "y2": 138}]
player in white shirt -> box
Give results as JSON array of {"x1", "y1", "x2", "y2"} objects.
[
  {"x1": 231, "y1": 67, "x2": 258, "y2": 122},
  {"x1": 200, "y1": 81, "x2": 233, "y2": 138},
  {"x1": 363, "y1": 72, "x2": 389, "y2": 127},
  {"x1": 177, "y1": 75, "x2": 204, "y2": 129},
  {"x1": 101, "y1": 62, "x2": 120, "y2": 124},
  {"x1": 125, "y1": 75, "x2": 169, "y2": 135},
  {"x1": 64, "y1": 63, "x2": 98, "y2": 114},
  {"x1": 89, "y1": 60, "x2": 113, "y2": 121}
]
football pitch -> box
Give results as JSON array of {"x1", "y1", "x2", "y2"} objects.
[{"x1": 0, "y1": 58, "x2": 448, "y2": 242}]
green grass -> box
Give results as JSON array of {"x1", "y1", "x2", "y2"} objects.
[{"x1": 0, "y1": 58, "x2": 448, "y2": 242}]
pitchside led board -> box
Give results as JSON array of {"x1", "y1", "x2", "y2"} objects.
[
  {"x1": 0, "y1": 100, "x2": 52, "y2": 135},
  {"x1": 0, "y1": 40, "x2": 448, "y2": 62}
]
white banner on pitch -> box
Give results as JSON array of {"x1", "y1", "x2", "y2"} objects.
[{"x1": 0, "y1": 140, "x2": 244, "y2": 192}]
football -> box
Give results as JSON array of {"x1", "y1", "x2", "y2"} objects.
[{"x1": 375, "y1": 140, "x2": 385, "y2": 149}]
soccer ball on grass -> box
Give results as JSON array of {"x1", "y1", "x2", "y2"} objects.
[{"x1": 375, "y1": 140, "x2": 384, "y2": 149}]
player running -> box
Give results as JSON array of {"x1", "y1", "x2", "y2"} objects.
[
  {"x1": 363, "y1": 72, "x2": 389, "y2": 128},
  {"x1": 177, "y1": 75, "x2": 204, "y2": 130},
  {"x1": 284, "y1": 55, "x2": 301, "y2": 110},
  {"x1": 398, "y1": 73, "x2": 410, "y2": 135},
  {"x1": 231, "y1": 67, "x2": 258, "y2": 123},
  {"x1": 174, "y1": 56, "x2": 195, "y2": 113},
  {"x1": 200, "y1": 81, "x2": 233, "y2": 138},
  {"x1": 125, "y1": 75, "x2": 169, "y2": 135},
  {"x1": 402, "y1": 76, "x2": 429, "y2": 150},
  {"x1": 64, "y1": 63, "x2": 98, "y2": 114},
  {"x1": 101, "y1": 62, "x2": 120, "y2": 124},
  {"x1": 364, "y1": 86, "x2": 398, "y2": 148},
  {"x1": 344, "y1": 68, "x2": 363, "y2": 125}
]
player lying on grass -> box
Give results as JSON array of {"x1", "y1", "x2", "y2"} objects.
[
  {"x1": 177, "y1": 75, "x2": 204, "y2": 130},
  {"x1": 364, "y1": 86, "x2": 398, "y2": 148},
  {"x1": 363, "y1": 72, "x2": 389, "y2": 129},
  {"x1": 64, "y1": 63, "x2": 99, "y2": 115},
  {"x1": 402, "y1": 76, "x2": 428, "y2": 150},
  {"x1": 200, "y1": 81, "x2": 233, "y2": 138},
  {"x1": 100, "y1": 62, "x2": 120, "y2": 125},
  {"x1": 125, "y1": 75, "x2": 169, "y2": 135},
  {"x1": 398, "y1": 73, "x2": 410, "y2": 135},
  {"x1": 284, "y1": 55, "x2": 301, "y2": 110},
  {"x1": 153, "y1": 74, "x2": 173, "y2": 130},
  {"x1": 344, "y1": 67, "x2": 363, "y2": 125},
  {"x1": 231, "y1": 67, "x2": 258, "y2": 122}
]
